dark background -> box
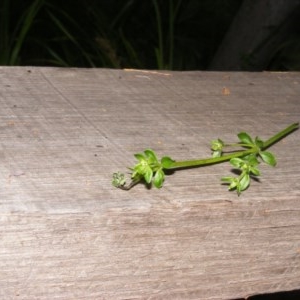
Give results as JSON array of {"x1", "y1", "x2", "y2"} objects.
[{"x1": 1, "y1": 0, "x2": 300, "y2": 70}]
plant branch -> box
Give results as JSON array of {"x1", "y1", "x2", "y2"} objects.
[{"x1": 112, "y1": 123, "x2": 298, "y2": 194}]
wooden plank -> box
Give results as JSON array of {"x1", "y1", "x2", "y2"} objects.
[{"x1": 0, "y1": 67, "x2": 299, "y2": 299}]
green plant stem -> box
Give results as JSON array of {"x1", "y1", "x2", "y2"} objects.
[
  {"x1": 261, "y1": 122, "x2": 299, "y2": 149},
  {"x1": 10, "y1": 0, "x2": 44, "y2": 65},
  {"x1": 167, "y1": 123, "x2": 298, "y2": 170},
  {"x1": 167, "y1": 148, "x2": 256, "y2": 169}
]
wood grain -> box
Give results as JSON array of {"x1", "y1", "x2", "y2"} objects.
[{"x1": 0, "y1": 67, "x2": 299, "y2": 299}]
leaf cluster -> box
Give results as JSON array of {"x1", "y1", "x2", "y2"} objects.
[
  {"x1": 220, "y1": 131, "x2": 276, "y2": 195},
  {"x1": 131, "y1": 150, "x2": 174, "y2": 188},
  {"x1": 112, "y1": 150, "x2": 174, "y2": 189}
]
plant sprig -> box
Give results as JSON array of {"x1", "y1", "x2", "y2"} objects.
[{"x1": 112, "y1": 123, "x2": 298, "y2": 195}]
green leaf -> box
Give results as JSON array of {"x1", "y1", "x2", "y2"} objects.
[
  {"x1": 244, "y1": 154, "x2": 259, "y2": 166},
  {"x1": 161, "y1": 156, "x2": 175, "y2": 168},
  {"x1": 230, "y1": 178, "x2": 240, "y2": 190},
  {"x1": 259, "y1": 151, "x2": 277, "y2": 166},
  {"x1": 238, "y1": 132, "x2": 254, "y2": 145},
  {"x1": 230, "y1": 157, "x2": 243, "y2": 168},
  {"x1": 211, "y1": 139, "x2": 224, "y2": 151},
  {"x1": 153, "y1": 169, "x2": 165, "y2": 188},
  {"x1": 134, "y1": 160, "x2": 147, "y2": 174},
  {"x1": 249, "y1": 166, "x2": 260, "y2": 176},
  {"x1": 239, "y1": 173, "x2": 250, "y2": 192},
  {"x1": 212, "y1": 150, "x2": 222, "y2": 158},
  {"x1": 255, "y1": 136, "x2": 264, "y2": 149},
  {"x1": 221, "y1": 176, "x2": 238, "y2": 190},
  {"x1": 144, "y1": 149, "x2": 158, "y2": 164},
  {"x1": 221, "y1": 176, "x2": 234, "y2": 183},
  {"x1": 144, "y1": 167, "x2": 153, "y2": 184},
  {"x1": 134, "y1": 153, "x2": 146, "y2": 161}
]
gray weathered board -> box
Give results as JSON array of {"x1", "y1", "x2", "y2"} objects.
[{"x1": 0, "y1": 67, "x2": 299, "y2": 299}]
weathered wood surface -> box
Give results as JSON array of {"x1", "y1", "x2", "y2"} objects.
[{"x1": 0, "y1": 67, "x2": 299, "y2": 299}]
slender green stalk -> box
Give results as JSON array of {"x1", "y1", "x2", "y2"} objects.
[
  {"x1": 167, "y1": 148, "x2": 256, "y2": 169},
  {"x1": 262, "y1": 122, "x2": 299, "y2": 149},
  {"x1": 10, "y1": 0, "x2": 44, "y2": 65}
]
